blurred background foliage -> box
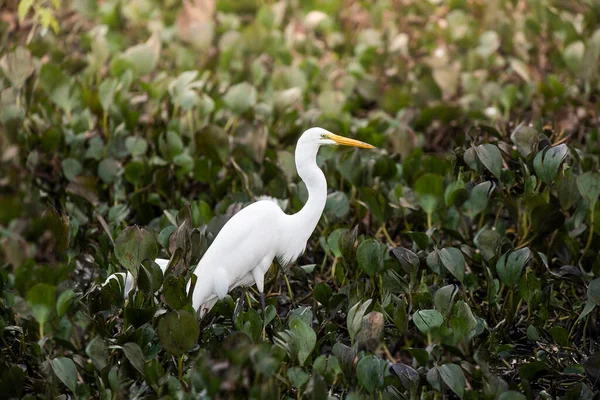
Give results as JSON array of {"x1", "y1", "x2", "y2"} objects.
[{"x1": 1, "y1": 0, "x2": 600, "y2": 398}]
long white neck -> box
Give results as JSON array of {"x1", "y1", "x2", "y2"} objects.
[{"x1": 290, "y1": 143, "x2": 327, "y2": 240}]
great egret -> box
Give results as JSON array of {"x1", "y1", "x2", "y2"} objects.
[{"x1": 104, "y1": 128, "x2": 374, "y2": 316}]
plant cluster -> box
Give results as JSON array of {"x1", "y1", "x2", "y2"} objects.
[{"x1": 1, "y1": 0, "x2": 600, "y2": 398}]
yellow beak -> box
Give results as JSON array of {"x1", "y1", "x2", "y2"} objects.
[{"x1": 325, "y1": 133, "x2": 375, "y2": 149}]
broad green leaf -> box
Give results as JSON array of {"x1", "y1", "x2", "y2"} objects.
[
  {"x1": 414, "y1": 173, "x2": 444, "y2": 215},
  {"x1": 280, "y1": 317, "x2": 316, "y2": 366},
  {"x1": 557, "y1": 170, "x2": 580, "y2": 210},
  {"x1": 438, "y1": 247, "x2": 466, "y2": 283},
  {"x1": 326, "y1": 228, "x2": 346, "y2": 258},
  {"x1": 391, "y1": 247, "x2": 420, "y2": 275},
  {"x1": 356, "y1": 239, "x2": 386, "y2": 277},
  {"x1": 98, "y1": 158, "x2": 120, "y2": 184},
  {"x1": 50, "y1": 357, "x2": 78, "y2": 393},
  {"x1": 510, "y1": 125, "x2": 538, "y2": 157},
  {"x1": 223, "y1": 82, "x2": 257, "y2": 114},
  {"x1": 158, "y1": 311, "x2": 199, "y2": 357},
  {"x1": 439, "y1": 363, "x2": 465, "y2": 399},
  {"x1": 62, "y1": 158, "x2": 82, "y2": 181},
  {"x1": 563, "y1": 41, "x2": 585, "y2": 74},
  {"x1": 125, "y1": 136, "x2": 149, "y2": 157},
  {"x1": 356, "y1": 355, "x2": 387, "y2": 394},
  {"x1": 114, "y1": 225, "x2": 158, "y2": 278},
  {"x1": 26, "y1": 283, "x2": 56, "y2": 327},
  {"x1": 449, "y1": 301, "x2": 478, "y2": 339},
  {"x1": 18, "y1": 0, "x2": 33, "y2": 22},
  {"x1": 391, "y1": 363, "x2": 420, "y2": 391},
  {"x1": 122, "y1": 342, "x2": 146, "y2": 376},
  {"x1": 324, "y1": 191, "x2": 350, "y2": 219},
  {"x1": 120, "y1": 34, "x2": 160, "y2": 76},
  {"x1": 475, "y1": 144, "x2": 502, "y2": 180},
  {"x1": 56, "y1": 289, "x2": 75, "y2": 317},
  {"x1": 474, "y1": 228, "x2": 502, "y2": 261},
  {"x1": 434, "y1": 284, "x2": 458, "y2": 317},
  {"x1": 499, "y1": 391, "x2": 527, "y2": 400},
  {"x1": 347, "y1": 299, "x2": 372, "y2": 344},
  {"x1": 533, "y1": 144, "x2": 568, "y2": 184},
  {"x1": 0, "y1": 47, "x2": 34, "y2": 89},
  {"x1": 576, "y1": 172, "x2": 600, "y2": 210},
  {"x1": 98, "y1": 78, "x2": 118, "y2": 112},
  {"x1": 463, "y1": 181, "x2": 494, "y2": 218},
  {"x1": 85, "y1": 336, "x2": 108, "y2": 371},
  {"x1": 412, "y1": 309, "x2": 443, "y2": 334},
  {"x1": 496, "y1": 247, "x2": 531, "y2": 286},
  {"x1": 287, "y1": 367, "x2": 310, "y2": 388}
]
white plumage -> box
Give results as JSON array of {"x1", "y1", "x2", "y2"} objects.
[{"x1": 103, "y1": 127, "x2": 374, "y2": 317}]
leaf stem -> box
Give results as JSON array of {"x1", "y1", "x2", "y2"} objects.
[
  {"x1": 178, "y1": 354, "x2": 184, "y2": 381},
  {"x1": 581, "y1": 207, "x2": 595, "y2": 262}
]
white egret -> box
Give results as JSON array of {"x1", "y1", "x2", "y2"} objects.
[{"x1": 104, "y1": 127, "x2": 374, "y2": 316}]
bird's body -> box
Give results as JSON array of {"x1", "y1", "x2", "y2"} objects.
[{"x1": 104, "y1": 128, "x2": 374, "y2": 317}]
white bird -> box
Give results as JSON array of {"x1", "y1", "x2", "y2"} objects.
[{"x1": 104, "y1": 128, "x2": 374, "y2": 316}]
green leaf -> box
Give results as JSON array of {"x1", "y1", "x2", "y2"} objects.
[
  {"x1": 26, "y1": 283, "x2": 56, "y2": 327},
  {"x1": 391, "y1": 247, "x2": 420, "y2": 275},
  {"x1": 449, "y1": 301, "x2": 478, "y2": 339},
  {"x1": 438, "y1": 247, "x2": 466, "y2": 283},
  {"x1": 391, "y1": 363, "x2": 420, "y2": 391},
  {"x1": 412, "y1": 309, "x2": 443, "y2": 334},
  {"x1": 434, "y1": 284, "x2": 458, "y2": 317},
  {"x1": 356, "y1": 239, "x2": 386, "y2": 277},
  {"x1": 439, "y1": 363, "x2": 465, "y2": 399},
  {"x1": 496, "y1": 247, "x2": 531, "y2": 286},
  {"x1": 287, "y1": 367, "x2": 310, "y2": 389},
  {"x1": 498, "y1": 391, "x2": 527, "y2": 400},
  {"x1": 324, "y1": 191, "x2": 350, "y2": 219},
  {"x1": 158, "y1": 311, "x2": 199, "y2": 357},
  {"x1": 98, "y1": 158, "x2": 120, "y2": 184},
  {"x1": 122, "y1": 342, "x2": 146, "y2": 376},
  {"x1": 510, "y1": 125, "x2": 538, "y2": 157},
  {"x1": 563, "y1": 41, "x2": 585, "y2": 74},
  {"x1": 347, "y1": 299, "x2": 372, "y2": 344},
  {"x1": 98, "y1": 78, "x2": 118, "y2": 112},
  {"x1": 223, "y1": 82, "x2": 257, "y2": 114},
  {"x1": 284, "y1": 317, "x2": 316, "y2": 366},
  {"x1": 533, "y1": 144, "x2": 568, "y2": 184},
  {"x1": 475, "y1": 144, "x2": 502, "y2": 180},
  {"x1": 0, "y1": 47, "x2": 34, "y2": 89},
  {"x1": 356, "y1": 355, "x2": 387, "y2": 394},
  {"x1": 62, "y1": 158, "x2": 82, "y2": 181},
  {"x1": 360, "y1": 187, "x2": 389, "y2": 223},
  {"x1": 414, "y1": 173, "x2": 444, "y2": 215},
  {"x1": 474, "y1": 228, "x2": 502, "y2": 261},
  {"x1": 162, "y1": 275, "x2": 189, "y2": 309},
  {"x1": 120, "y1": 35, "x2": 160, "y2": 76},
  {"x1": 577, "y1": 172, "x2": 600, "y2": 210},
  {"x1": 56, "y1": 289, "x2": 75, "y2": 317},
  {"x1": 18, "y1": 0, "x2": 33, "y2": 22},
  {"x1": 125, "y1": 136, "x2": 148, "y2": 157},
  {"x1": 86, "y1": 336, "x2": 108, "y2": 371},
  {"x1": 114, "y1": 225, "x2": 158, "y2": 278},
  {"x1": 339, "y1": 225, "x2": 358, "y2": 261},
  {"x1": 50, "y1": 357, "x2": 78, "y2": 393},
  {"x1": 463, "y1": 181, "x2": 494, "y2": 218}
]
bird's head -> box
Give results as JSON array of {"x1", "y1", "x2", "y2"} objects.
[{"x1": 299, "y1": 127, "x2": 375, "y2": 149}]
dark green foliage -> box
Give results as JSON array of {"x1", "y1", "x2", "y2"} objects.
[{"x1": 2, "y1": 0, "x2": 600, "y2": 398}]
